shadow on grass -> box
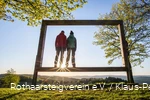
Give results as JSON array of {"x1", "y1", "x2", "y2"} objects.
[{"x1": 0, "y1": 90, "x2": 29, "y2": 99}]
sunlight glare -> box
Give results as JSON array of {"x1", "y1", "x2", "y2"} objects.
[{"x1": 61, "y1": 63, "x2": 66, "y2": 68}]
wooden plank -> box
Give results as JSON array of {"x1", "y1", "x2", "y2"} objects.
[
  {"x1": 43, "y1": 20, "x2": 123, "y2": 25},
  {"x1": 32, "y1": 21, "x2": 47, "y2": 85},
  {"x1": 35, "y1": 22, "x2": 47, "y2": 67},
  {"x1": 32, "y1": 70, "x2": 38, "y2": 85},
  {"x1": 118, "y1": 23, "x2": 127, "y2": 66},
  {"x1": 118, "y1": 23, "x2": 134, "y2": 83},
  {"x1": 36, "y1": 67, "x2": 127, "y2": 72}
]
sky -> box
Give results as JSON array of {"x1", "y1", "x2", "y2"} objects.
[{"x1": 0, "y1": 0, "x2": 150, "y2": 77}]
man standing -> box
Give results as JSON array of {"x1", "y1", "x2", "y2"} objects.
[
  {"x1": 66, "y1": 31, "x2": 77, "y2": 68},
  {"x1": 54, "y1": 30, "x2": 67, "y2": 68}
]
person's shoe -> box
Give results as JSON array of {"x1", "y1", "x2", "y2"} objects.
[
  {"x1": 66, "y1": 63, "x2": 68, "y2": 68},
  {"x1": 59, "y1": 64, "x2": 62, "y2": 68},
  {"x1": 54, "y1": 65, "x2": 57, "y2": 68},
  {"x1": 73, "y1": 64, "x2": 76, "y2": 68},
  {"x1": 66, "y1": 64, "x2": 68, "y2": 68}
]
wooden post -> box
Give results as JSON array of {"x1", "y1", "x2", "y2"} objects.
[
  {"x1": 32, "y1": 21, "x2": 47, "y2": 85},
  {"x1": 32, "y1": 69, "x2": 38, "y2": 85},
  {"x1": 118, "y1": 21, "x2": 134, "y2": 83}
]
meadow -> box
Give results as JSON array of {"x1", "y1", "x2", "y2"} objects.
[{"x1": 0, "y1": 88, "x2": 150, "y2": 100}]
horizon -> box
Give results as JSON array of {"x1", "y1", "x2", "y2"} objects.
[{"x1": 1, "y1": 73, "x2": 150, "y2": 77}]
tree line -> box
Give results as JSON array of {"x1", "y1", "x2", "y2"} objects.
[{"x1": 0, "y1": 69, "x2": 126, "y2": 88}]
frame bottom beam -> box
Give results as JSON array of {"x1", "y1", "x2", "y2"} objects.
[{"x1": 36, "y1": 67, "x2": 127, "y2": 72}]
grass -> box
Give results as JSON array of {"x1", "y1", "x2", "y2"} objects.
[{"x1": 0, "y1": 88, "x2": 150, "y2": 100}]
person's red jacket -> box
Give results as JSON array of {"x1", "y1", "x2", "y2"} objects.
[{"x1": 55, "y1": 32, "x2": 67, "y2": 49}]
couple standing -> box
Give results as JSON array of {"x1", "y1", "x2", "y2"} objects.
[{"x1": 54, "y1": 30, "x2": 77, "y2": 68}]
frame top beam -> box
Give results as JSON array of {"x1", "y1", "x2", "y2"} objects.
[{"x1": 43, "y1": 20, "x2": 123, "y2": 25}]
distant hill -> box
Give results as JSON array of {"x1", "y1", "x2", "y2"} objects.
[
  {"x1": 134, "y1": 76, "x2": 150, "y2": 84},
  {"x1": 0, "y1": 74, "x2": 150, "y2": 84},
  {"x1": 71, "y1": 75, "x2": 150, "y2": 84}
]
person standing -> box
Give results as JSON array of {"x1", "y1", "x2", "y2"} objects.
[
  {"x1": 54, "y1": 30, "x2": 67, "y2": 68},
  {"x1": 66, "y1": 31, "x2": 77, "y2": 68}
]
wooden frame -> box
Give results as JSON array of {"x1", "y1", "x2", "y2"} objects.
[{"x1": 32, "y1": 20, "x2": 134, "y2": 85}]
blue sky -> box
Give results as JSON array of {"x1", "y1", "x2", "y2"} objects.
[{"x1": 0, "y1": 0, "x2": 150, "y2": 77}]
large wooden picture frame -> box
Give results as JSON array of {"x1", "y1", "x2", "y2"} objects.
[{"x1": 32, "y1": 20, "x2": 134, "y2": 85}]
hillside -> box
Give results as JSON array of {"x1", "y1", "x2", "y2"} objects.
[
  {"x1": 0, "y1": 74, "x2": 150, "y2": 84},
  {"x1": 0, "y1": 88, "x2": 150, "y2": 100}
]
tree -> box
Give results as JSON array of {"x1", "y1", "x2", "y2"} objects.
[
  {"x1": 93, "y1": 0, "x2": 150, "y2": 67},
  {"x1": 129, "y1": 0, "x2": 150, "y2": 18},
  {"x1": 0, "y1": 68, "x2": 20, "y2": 88},
  {"x1": 0, "y1": 0, "x2": 87, "y2": 26}
]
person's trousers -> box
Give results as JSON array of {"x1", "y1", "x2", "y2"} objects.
[
  {"x1": 54, "y1": 48, "x2": 65, "y2": 67},
  {"x1": 66, "y1": 48, "x2": 76, "y2": 67}
]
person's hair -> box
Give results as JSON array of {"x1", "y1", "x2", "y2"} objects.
[
  {"x1": 61, "y1": 30, "x2": 64, "y2": 33},
  {"x1": 70, "y1": 31, "x2": 74, "y2": 35}
]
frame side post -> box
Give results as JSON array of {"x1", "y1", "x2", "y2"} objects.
[
  {"x1": 118, "y1": 21, "x2": 134, "y2": 83},
  {"x1": 32, "y1": 20, "x2": 47, "y2": 85}
]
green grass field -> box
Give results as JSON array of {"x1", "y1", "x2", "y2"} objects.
[{"x1": 0, "y1": 88, "x2": 150, "y2": 100}]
